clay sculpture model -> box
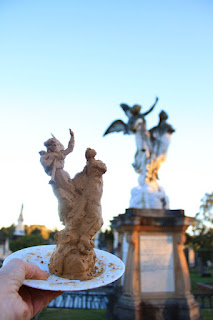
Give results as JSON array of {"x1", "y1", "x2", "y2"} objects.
[
  {"x1": 39, "y1": 129, "x2": 107, "y2": 280},
  {"x1": 104, "y1": 98, "x2": 175, "y2": 209}
]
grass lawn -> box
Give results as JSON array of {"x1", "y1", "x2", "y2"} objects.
[
  {"x1": 190, "y1": 267, "x2": 213, "y2": 293},
  {"x1": 38, "y1": 306, "x2": 212, "y2": 320},
  {"x1": 200, "y1": 309, "x2": 213, "y2": 320},
  {"x1": 38, "y1": 308, "x2": 106, "y2": 320},
  {"x1": 190, "y1": 267, "x2": 213, "y2": 320}
]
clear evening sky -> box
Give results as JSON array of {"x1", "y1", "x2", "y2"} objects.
[{"x1": 0, "y1": 0, "x2": 212, "y2": 230}]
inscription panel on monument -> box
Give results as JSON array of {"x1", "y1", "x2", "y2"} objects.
[
  {"x1": 121, "y1": 233, "x2": 129, "y2": 285},
  {"x1": 140, "y1": 235, "x2": 175, "y2": 293}
]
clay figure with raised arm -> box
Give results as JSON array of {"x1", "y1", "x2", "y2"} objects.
[{"x1": 40, "y1": 129, "x2": 107, "y2": 280}]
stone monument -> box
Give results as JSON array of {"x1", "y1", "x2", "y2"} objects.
[
  {"x1": 104, "y1": 98, "x2": 175, "y2": 209},
  {"x1": 104, "y1": 99, "x2": 200, "y2": 320}
]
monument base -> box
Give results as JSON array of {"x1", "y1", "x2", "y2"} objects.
[
  {"x1": 110, "y1": 208, "x2": 200, "y2": 320},
  {"x1": 114, "y1": 294, "x2": 200, "y2": 320}
]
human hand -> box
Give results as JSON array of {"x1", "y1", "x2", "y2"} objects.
[{"x1": 0, "y1": 259, "x2": 62, "y2": 320}]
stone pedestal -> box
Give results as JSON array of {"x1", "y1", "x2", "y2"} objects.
[{"x1": 111, "y1": 208, "x2": 200, "y2": 320}]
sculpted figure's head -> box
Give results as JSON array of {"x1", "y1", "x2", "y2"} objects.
[
  {"x1": 44, "y1": 135, "x2": 64, "y2": 152},
  {"x1": 85, "y1": 148, "x2": 96, "y2": 161},
  {"x1": 131, "y1": 104, "x2": 141, "y2": 115},
  {"x1": 159, "y1": 110, "x2": 168, "y2": 121}
]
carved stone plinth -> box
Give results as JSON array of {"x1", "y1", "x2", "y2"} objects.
[{"x1": 111, "y1": 209, "x2": 200, "y2": 320}]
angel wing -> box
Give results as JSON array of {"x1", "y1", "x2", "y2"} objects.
[
  {"x1": 120, "y1": 103, "x2": 132, "y2": 118},
  {"x1": 103, "y1": 120, "x2": 129, "y2": 136}
]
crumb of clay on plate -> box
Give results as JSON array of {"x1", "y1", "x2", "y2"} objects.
[{"x1": 46, "y1": 252, "x2": 52, "y2": 257}]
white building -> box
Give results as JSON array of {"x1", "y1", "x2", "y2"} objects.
[{"x1": 14, "y1": 204, "x2": 25, "y2": 237}]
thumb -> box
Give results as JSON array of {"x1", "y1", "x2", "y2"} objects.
[{"x1": 1, "y1": 259, "x2": 48, "y2": 289}]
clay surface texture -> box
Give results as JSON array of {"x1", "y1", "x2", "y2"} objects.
[{"x1": 39, "y1": 130, "x2": 107, "y2": 280}]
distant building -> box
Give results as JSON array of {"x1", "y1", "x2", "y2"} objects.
[
  {"x1": 13, "y1": 204, "x2": 25, "y2": 237},
  {"x1": 26, "y1": 225, "x2": 51, "y2": 240},
  {"x1": 0, "y1": 205, "x2": 26, "y2": 263}
]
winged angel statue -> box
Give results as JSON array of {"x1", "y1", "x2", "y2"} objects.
[{"x1": 104, "y1": 98, "x2": 175, "y2": 209}]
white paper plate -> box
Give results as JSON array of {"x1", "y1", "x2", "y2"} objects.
[{"x1": 3, "y1": 245, "x2": 125, "y2": 291}]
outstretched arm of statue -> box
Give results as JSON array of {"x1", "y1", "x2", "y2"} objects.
[
  {"x1": 63, "y1": 129, "x2": 75, "y2": 156},
  {"x1": 142, "y1": 97, "x2": 159, "y2": 117}
]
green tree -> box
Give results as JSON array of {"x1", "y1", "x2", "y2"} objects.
[
  {"x1": 30, "y1": 228, "x2": 42, "y2": 236},
  {"x1": 9, "y1": 234, "x2": 47, "y2": 252},
  {"x1": 194, "y1": 192, "x2": 213, "y2": 234},
  {"x1": 0, "y1": 224, "x2": 15, "y2": 240},
  {"x1": 186, "y1": 192, "x2": 213, "y2": 263},
  {"x1": 48, "y1": 229, "x2": 58, "y2": 242}
]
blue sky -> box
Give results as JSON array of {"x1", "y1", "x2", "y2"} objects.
[{"x1": 0, "y1": 0, "x2": 212, "y2": 230}]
